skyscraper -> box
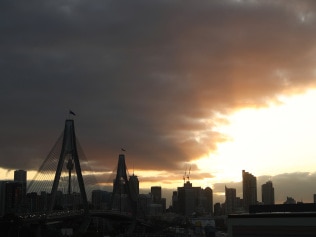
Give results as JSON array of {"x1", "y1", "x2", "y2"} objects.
[
  {"x1": 262, "y1": 181, "x2": 275, "y2": 205},
  {"x1": 14, "y1": 170, "x2": 27, "y2": 196},
  {"x1": 225, "y1": 186, "x2": 236, "y2": 214},
  {"x1": 203, "y1": 187, "x2": 213, "y2": 215},
  {"x1": 151, "y1": 186, "x2": 162, "y2": 203},
  {"x1": 242, "y1": 170, "x2": 257, "y2": 211},
  {"x1": 0, "y1": 181, "x2": 24, "y2": 216},
  {"x1": 14, "y1": 170, "x2": 27, "y2": 183},
  {"x1": 177, "y1": 181, "x2": 200, "y2": 216},
  {"x1": 129, "y1": 174, "x2": 139, "y2": 199}
]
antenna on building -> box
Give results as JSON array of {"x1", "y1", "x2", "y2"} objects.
[{"x1": 183, "y1": 165, "x2": 187, "y2": 184}]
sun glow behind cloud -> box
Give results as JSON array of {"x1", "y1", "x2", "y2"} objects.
[{"x1": 197, "y1": 89, "x2": 316, "y2": 184}]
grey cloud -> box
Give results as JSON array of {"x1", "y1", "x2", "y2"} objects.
[{"x1": 1, "y1": 0, "x2": 316, "y2": 174}]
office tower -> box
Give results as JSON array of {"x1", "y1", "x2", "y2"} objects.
[
  {"x1": 172, "y1": 191, "x2": 178, "y2": 212},
  {"x1": 262, "y1": 181, "x2": 275, "y2": 205},
  {"x1": 314, "y1": 194, "x2": 316, "y2": 203},
  {"x1": 92, "y1": 190, "x2": 111, "y2": 210},
  {"x1": 149, "y1": 186, "x2": 164, "y2": 215},
  {"x1": 14, "y1": 170, "x2": 27, "y2": 195},
  {"x1": 242, "y1": 170, "x2": 257, "y2": 211},
  {"x1": 203, "y1": 187, "x2": 213, "y2": 215},
  {"x1": 151, "y1": 186, "x2": 162, "y2": 203},
  {"x1": 214, "y1": 202, "x2": 221, "y2": 216},
  {"x1": 225, "y1": 186, "x2": 237, "y2": 214},
  {"x1": 0, "y1": 181, "x2": 24, "y2": 216},
  {"x1": 174, "y1": 184, "x2": 213, "y2": 215},
  {"x1": 177, "y1": 181, "x2": 203, "y2": 216},
  {"x1": 14, "y1": 170, "x2": 27, "y2": 183},
  {"x1": 129, "y1": 174, "x2": 139, "y2": 198}
]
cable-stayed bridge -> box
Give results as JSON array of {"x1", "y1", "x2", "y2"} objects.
[{"x1": 4, "y1": 119, "x2": 147, "y2": 236}]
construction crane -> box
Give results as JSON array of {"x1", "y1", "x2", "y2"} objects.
[{"x1": 187, "y1": 166, "x2": 191, "y2": 182}]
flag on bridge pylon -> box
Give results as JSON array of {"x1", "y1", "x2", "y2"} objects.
[{"x1": 69, "y1": 110, "x2": 76, "y2": 116}]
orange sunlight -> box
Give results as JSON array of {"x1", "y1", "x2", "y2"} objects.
[{"x1": 196, "y1": 89, "x2": 316, "y2": 184}]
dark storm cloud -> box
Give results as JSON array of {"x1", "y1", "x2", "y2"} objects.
[{"x1": 1, "y1": 0, "x2": 316, "y2": 175}]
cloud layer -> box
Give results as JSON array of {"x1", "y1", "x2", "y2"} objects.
[{"x1": 1, "y1": 1, "x2": 316, "y2": 178}]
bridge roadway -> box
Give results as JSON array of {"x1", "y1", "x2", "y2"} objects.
[{"x1": 17, "y1": 209, "x2": 136, "y2": 224}]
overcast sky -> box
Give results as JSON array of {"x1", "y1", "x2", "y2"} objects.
[{"x1": 2, "y1": 0, "x2": 316, "y2": 204}]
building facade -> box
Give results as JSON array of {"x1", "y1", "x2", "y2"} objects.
[
  {"x1": 262, "y1": 181, "x2": 274, "y2": 205},
  {"x1": 225, "y1": 186, "x2": 237, "y2": 214},
  {"x1": 129, "y1": 174, "x2": 139, "y2": 200},
  {"x1": 151, "y1": 186, "x2": 162, "y2": 203},
  {"x1": 242, "y1": 170, "x2": 257, "y2": 211},
  {"x1": 0, "y1": 181, "x2": 24, "y2": 216},
  {"x1": 174, "y1": 181, "x2": 213, "y2": 216},
  {"x1": 14, "y1": 170, "x2": 27, "y2": 196}
]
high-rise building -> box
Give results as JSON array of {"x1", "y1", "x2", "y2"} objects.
[
  {"x1": 242, "y1": 170, "x2": 257, "y2": 211},
  {"x1": 203, "y1": 187, "x2": 213, "y2": 215},
  {"x1": 172, "y1": 191, "x2": 178, "y2": 212},
  {"x1": 214, "y1": 202, "x2": 222, "y2": 216},
  {"x1": 14, "y1": 170, "x2": 27, "y2": 195},
  {"x1": 0, "y1": 181, "x2": 24, "y2": 216},
  {"x1": 151, "y1": 186, "x2": 162, "y2": 203},
  {"x1": 262, "y1": 181, "x2": 275, "y2": 205},
  {"x1": 175, "y1": 181, "x2": 213, "y2": 216},
  {"x1": 177, "y1": 181, "x2": 200, "y2": 216},
  {"x1": 225, "y1": 186, "x2": 237, "y2": 214},
  {"x1": 129, "y1": 174, "x2": 139, "y2": 199},
  {"x1": 91, "y1": 190, "x2": 111, "y2": 210}
]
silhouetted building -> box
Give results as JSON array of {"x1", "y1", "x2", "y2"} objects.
[
  {"x1": 177, "y1": 181, "x2": 200, "y2": 216},
  {"x1": 0, "y1": 181, "x2": 24, "y2": 216},
  {"x1": 225, "y1": 186, "x2": 236, "y2": 214},
  {"x1": 284, "y1": 196, "x2": 296, "y2": 204},
  {"x1": 38, "y1": 191, "x2": 49, "y2": 212},
  {"x1": 242, "y1": 170, "x2": 257, "y2": 211},
  {"x1": 151, "y1": 186, "x2": 162, "y2": 203},
  {"x1": 262, "y1": 181, "x2": 274, "y2": 205},
  {"x1": 92, "y1": 190, "x2": 111, "y2": 210},
  {"x1": 172, "y1": 191, "x2": 178, "y2": 212},
  {"x1": 137, "y1": 194, "x2": 152, "y2": 218},
  {"x1": 150, "y1": 186, "x2": 166, "y2": 213},
  {"x1": 14, "y1": 169, "x2": 26, "y2": 183},
  {"x1": 250, "y1": 203, "x2": 316, "y2": 214},
  {"x1": 177, "y1": 181, "x2": 191, "y2": 215},
  {"x1": 202, "y1": 187, "x2": 213, "y2": 215},
  {"x1": 228, "y1": 212, "x2": 316, "y2": 236},
  {"x1": 174, "y1": 181, "x2": 213, "y2": 216},
  {"x1": 214, "y1": 202, "x2": 222, "y2": 216},
  {"x1": 129, "y1": 174, "x2": 139, "y2": 200},
  {"x1": 14, "y1": 170, "x2": 27, "y2": 196},
  {"x1": 314, "y1": 194, "x2": 316, "y2": 203}
]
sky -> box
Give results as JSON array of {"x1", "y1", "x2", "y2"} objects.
[{"x1": 1, "y1": 0, "x2": 316, "y2": 204}]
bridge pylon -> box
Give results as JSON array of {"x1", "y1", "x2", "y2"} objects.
[
  {"x1": 110, "y1": 153, "x2": 138, "y2": 217},
  {"x1": 49, "y1": 119, "x2": 89, "y2": 215}
]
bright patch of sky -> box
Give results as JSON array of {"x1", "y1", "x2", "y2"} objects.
[{"x1": 197, "y1": 89, "x2": 316, "y2": 183}]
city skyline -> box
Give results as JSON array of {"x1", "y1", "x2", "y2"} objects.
[
  {"x1": 2, "y1": 1, "x2": 316, "y2": 205},
  {"x1": 2, "y1": 167, "x2": 316, "y2": 206}
]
